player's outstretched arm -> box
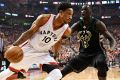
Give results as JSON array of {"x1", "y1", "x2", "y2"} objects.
[{"x1": 96, "y1": 20, "x2": 116, "y2": 50}]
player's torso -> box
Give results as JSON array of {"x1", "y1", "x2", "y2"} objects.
[
  {"x1": 77, "y1": 17, "x2": 102, "y2": 53},
  {"x1": 28, "y1": 14, "x2": 68, "y2": 51}
]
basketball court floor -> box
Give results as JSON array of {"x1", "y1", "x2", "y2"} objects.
[{"x1": 14, "y1": 67, "x2": 120, "y2": 80}]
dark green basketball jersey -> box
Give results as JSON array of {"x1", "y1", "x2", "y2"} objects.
[{"x1": 77, "y1": 17, "x2": 103, "y2": 54}]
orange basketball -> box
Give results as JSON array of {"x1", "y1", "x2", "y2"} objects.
[{"x1": 4, "y1": 46, "x2": 23, "y2": 63}]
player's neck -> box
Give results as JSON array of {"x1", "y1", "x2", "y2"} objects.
[
  {"x1": 83, "y1": 16, "x2": 91, "y2": 25},
  {"x1": 53, "y1": 14, "x2": 64, "y2": 30}
]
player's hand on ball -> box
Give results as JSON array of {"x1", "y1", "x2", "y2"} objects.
[{"x1": 4, "y1": 46, "x2": 23, "y2": 63}]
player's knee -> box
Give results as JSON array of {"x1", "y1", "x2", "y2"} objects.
[
  {"x1": 98, "y1": 70, "x2": 107, "y2": 77},
  {"x1": 96, "y1": 60, "x2": 108, "y2": 69},
  {"x1": 96, "y1": 62, "x2": 108, "y2": 73},
  {"x1": 53, "y1": 69, "x2": 62, "y2": 79},
  {"x1": 48, "y1": 69, "x2": 62, "y2": 80}
]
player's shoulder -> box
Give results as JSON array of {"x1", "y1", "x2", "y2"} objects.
[
  {"x1": 37, "y1": 14, "x2": 55, "y2": 19},
  {"x1": 64, "y1": 24, "x2": 71, "y2": 31},
  {"x1": 95, "y1": 19, "x2": 107, "y2": 31},
  {"x1": 63, "y1": 26, "x2": 71, "y2": 38},
  {"x1": 95, "y1": 18, "x2": 104, "y2": 25},
  {"x1": 67, "y1": 27, "x2": 71, "y2": 33},
  {"x1": 36, "y1": 14, "x2": 54, "y2": 22},
  {"x1": 34, "y1": 14, "x2": 55, "y2": 25}
]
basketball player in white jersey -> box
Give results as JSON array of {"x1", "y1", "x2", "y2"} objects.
[{"x1": 0, "y1": 3, "x2": 73, "y2": 80}]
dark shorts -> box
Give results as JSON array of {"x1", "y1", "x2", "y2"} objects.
[{"x1": 68, "y1": 51, "x2": 108, "y2": 73}]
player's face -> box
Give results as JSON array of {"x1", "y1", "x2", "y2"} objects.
[
  {"x1": 61, "y1": 8, "x2": 73, "y2": 24},
  {"x1": 81, "y1": 5, "x2": 91, "y2": 18}
]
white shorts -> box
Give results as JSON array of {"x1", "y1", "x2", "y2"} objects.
[{"x1": 10, "y1": 43, "x2": 56, "y2": 71}]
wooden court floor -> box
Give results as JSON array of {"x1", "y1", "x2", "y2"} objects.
[{"x1": 15, "y1": 67, "x2": 120, "y2": 80}]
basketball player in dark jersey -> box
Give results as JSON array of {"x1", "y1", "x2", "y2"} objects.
[{"x1": 61, "y1": 4, "x2": 116, "y2": 80}]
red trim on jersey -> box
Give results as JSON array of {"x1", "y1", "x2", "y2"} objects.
[
  {"x1": 9, "y1": 66, "x2": 19, "y2": 73},
  {"x1": 8, "y1": 66, "x2": 26, "y2": 73}
]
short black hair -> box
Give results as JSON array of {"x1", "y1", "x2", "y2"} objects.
[{"x1": 57, "y1": 3, "x2": 72, "y2": 12}]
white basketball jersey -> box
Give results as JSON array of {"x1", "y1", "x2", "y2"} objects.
[{"x1": 28, "y1": 14, "x2": 68, "y2": 51}]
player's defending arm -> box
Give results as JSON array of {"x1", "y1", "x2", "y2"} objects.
[
  {"x1": 96, "y1": 20, "x2": 116, "y2": 50},
  {"x1": 13, "y1": 14, "x2": 50, "y2": 46},
  {"x1": 71, "y1": 21, "x2": 79, "y2": 34}
]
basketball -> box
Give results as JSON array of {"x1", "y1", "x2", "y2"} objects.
[{"x1": 4, "y1": 46, "x2": 23, "y2": 63}]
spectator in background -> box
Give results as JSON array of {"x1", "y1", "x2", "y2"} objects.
[{"x1": 0, "y1": 32, "x2": 5, "y2": 71}]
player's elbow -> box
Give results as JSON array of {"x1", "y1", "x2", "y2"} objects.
[
  {"x1": 109, "y1": 36, "x2": 116, "y2": 44},
  {"x1": 108, "y1": 36, "x2": 116, "y2": 49}
]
